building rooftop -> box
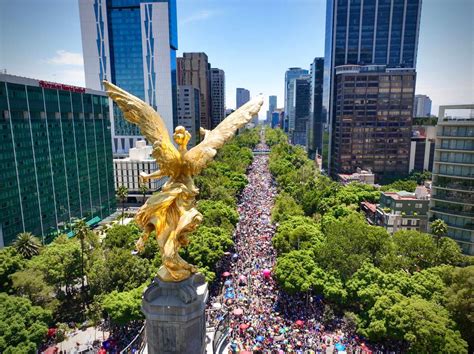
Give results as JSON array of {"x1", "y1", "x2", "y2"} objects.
[
  {"x1": 383, "y1": 186, "x2": 430, "y2": 200},
  {"x1": 0, "y1": 73, "x2": 105, "y2": 95}
]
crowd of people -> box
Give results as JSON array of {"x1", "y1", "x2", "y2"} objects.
[{"x1": 206, "y1": 140, "x2": 375, "y2": 353}]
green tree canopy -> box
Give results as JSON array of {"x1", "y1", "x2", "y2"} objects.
[
  {"x1": 315, "y1": 213, "x2": 391, "y2": 279},
  {"x1": 103, "y1": 224, "x2": 141, "y2": 250},
  {"x1": 0, "y1": 247, "x2": 26, "y2": 292},
  {"x1": 361, "y1": 293, "x2": 467, "y2": 353},
  {"x1": 271, "y1": 192, "x2": 304, "y2": 223},
  {"x1": 198, "y1": 200, "x2": 239, "y2": 232},
  {"x1": 101, "y1": 285, "x2": 145, "y2": 325},
  {"x1": 0, "y1": 293, "x2": 52, "y2": 354},
  {"x1": 272, "y1": 216, "x2": 324, "y2": 254},
  {"x1": 28, "y1": 235, "x2": 82, "y2": 296}
]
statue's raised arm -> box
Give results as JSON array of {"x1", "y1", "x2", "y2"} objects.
[{"x1": 184, "y1": 96, "x2": 263, "y2": 175}]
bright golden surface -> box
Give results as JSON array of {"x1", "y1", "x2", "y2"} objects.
[{"x1": 104, "y1": 81, "x2": 263, "y2": 282}]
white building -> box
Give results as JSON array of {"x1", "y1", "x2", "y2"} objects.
[
  {"x1": 414, "y1": 94, "x2": 432, "y2": 117},
  {"x1": 113, "y1": 140, "x2": 166, "y2": 197},
  {"x1": 79, "y1": 0, "x2": 178, "y2": 154}
]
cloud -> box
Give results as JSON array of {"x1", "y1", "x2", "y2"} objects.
[
  {"x1": 47, "y1": 50, "x2": 84, "y2": 66},
  {"x1": 179, "y1": 10, "x2": 217, "y2": 25}
]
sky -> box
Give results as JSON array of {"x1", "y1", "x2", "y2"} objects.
[{"x1": 0, "y1": 0, "x2": 473, "y2": 118}]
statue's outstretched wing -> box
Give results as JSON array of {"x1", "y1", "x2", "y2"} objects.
[
  {"x1": 184, "y1": 95, "x2": 263, "y2": 175},
  {"x1": 103, "y1": 81, "x2": 180, "y2": 174}
]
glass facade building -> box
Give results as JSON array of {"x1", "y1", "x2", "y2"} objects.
[
  {"x1": 323, "y1": 0, "x2": 422, "y2": 173},
  {"x1": 284, "y1": 68, "x2": 309, "y2": 133},
  {"x1": 429, "y1": 105, "x2": 474, "y2": 255},
  {"x1": 0, "y1": 74, "x2": 115, "y2": 247},
  {"x1": 79, "y1": 0, "x2": 178, "y2": 154},
  {"x1": 330, "y1": 65, "x2": 415, "y2": 179},
  {"x1": 308, "y1": 58, "x2": 325, "y2": 158},
  {"x1": 292, "y1": 77, "x2": 311, "y2": 147}
]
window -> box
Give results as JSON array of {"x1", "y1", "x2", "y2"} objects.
[
  {"x1": 395, "y1": 203, "x2": 402, "y2": 208},
  {"x1": 415, "y1": 203, "x2": 423, "y2": 208}
]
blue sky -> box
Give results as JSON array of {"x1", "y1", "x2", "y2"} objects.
[{"x1": 0, "y1": 0, "x2": 472, "y2": 117}]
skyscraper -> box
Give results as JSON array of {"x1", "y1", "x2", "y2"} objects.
[
  {"x1": 284, "y1": 68, "x2": 309, "y2": 132},
  {"x1": 0, "y1": 74, "x2": 116, "y2": 247},
  {"x1": 79, "y1": 0, "x2": 178, "y2": 154},
  {"x1": 330, "y1": 65, "x2": 415, "y2": 179},
  {"x1": 177, "y1": 53, "x2": 212, "y2": 129},
  {"x1": 291, "y1": 77, "x2": 311, "y2": 147},
  {"x1": 324, "y1": 0, "x2": 423, "y2": 174},
  {"x1": 429, "y1": 104, "x2": 474, "y2": 255},
  {"x1": 308, "y1": 57, "x2": 324, "y2": 159},
  {"x1": 267, "y1": 95, "x2": 277, "y2": 123},
  {"x1": 210, "y1": 68, "x2": 225, "y2": 128},
  {"x1": 236, "y1": 88, "x2": 250, "y2": 108},
  {"x1": 414, "y1": 94, "x2": 432, "y2": 117}
]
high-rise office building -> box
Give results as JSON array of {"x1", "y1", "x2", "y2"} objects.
[
  {"x1": 177, "y1": 85, "x2": 201, "y2": 147},
  {"x1": 414, "y1": 94, "x2": 432, "y2": 117},
  {"x1": 429, "y1": 104, "x2": 474, "y2": 255},
  {"x1": 0, "y1": 74, "x2": 116, "y2": 247},
  {"x1": 79, "y1": 0, "x2": 178, "y2": 154},
  {"x1": 308, "y1": 58, "x2": 324, "y2": 158},
  {"x1": 284, "y1": 68, "x2": 309, "y2": 132},
  {"x1": 177, "y1": 53, "x2": 211, "y2": 129},
  {"x1": 210, "y1": 68, "x2": 225, "y2": 128},
  {"x1": 330, "y1": 65, "x2": 415, "y2": 179},
  {"x1": 236, "y1": 88, "x2": 250, "y2": 108},
  {"x1": 266, "y1": 95, "x2": 277, "y2": 123},
  {"x1": 324, "y1": 0, "x2": 423, "y2": 173},
  {"x1": 291, "y1": 77, "x2": 311, "y2": 147}
]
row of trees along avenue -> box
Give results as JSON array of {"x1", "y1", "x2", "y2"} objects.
[{"x1": 265, "y1": 127, "x2": 473, "y2": 353}]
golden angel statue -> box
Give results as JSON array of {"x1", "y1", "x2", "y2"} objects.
[{"x1": 104, "y1": 81, "x2": 263, "y2": 282}]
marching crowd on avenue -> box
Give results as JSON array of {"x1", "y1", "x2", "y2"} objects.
[{"x1": 206, "y1": 143, "x2": 374, "y2": 353}]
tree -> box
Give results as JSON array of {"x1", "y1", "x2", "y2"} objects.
[
  {"x1": 72, "y1": 218, "x2": 89, "y2": 307},
  {"x1": 181, "y1": 226, "x2": 233, "y2": 282},
  {"x1": 272, "y1": 216, "x2": 324, "y2": 254},
  {"x1": 431, "y1": 218, "x2": 448, "y2": 249},
  {"x1": 0, "y1": 293, "x2": 52, "y2": 354},
  {"x1": 271, "y1": 192, "x2": 304, "y2": 223},
  {"x1": 389, "y1": 230, "x2": 438, "y2": 273},
  {"x1": 274, "y1": 250, "x2": 315, "y2": 294},
  {"x1": 316, "y1": 213, "x2": 391, "y2": 279},
  {"x1": 101, "y1": 285, "x2": 145, "y2": 325},
  {"x1": 444, "y1": 266, "x2": 474, "y2": 350},
  {"x1": 11, "y1": 269, "x2": 58, "y2": 311},
  {"x1": 116, "y1": 185, "x2": 129, "y2": 224},
  {"x1": 13, "y1": 232, "x2": 41, "y2": 258},
  {"x1": 28, "y1": 235, "x2": 82, "y2": 296},
  {"x1": 0, "y1": 247, "x2": 26, "y2": 292},
  {"x1": 139, "y1": 183, "x2": 149, "y2": 205},
  {"x1": 88, "y1": 248, "x2": 151, "y2": 294},
  {"x1": 361, "y1": 293, "x2": 467, "y2": 353},
  {"x1": 197, "y1": 200, "x2": 239, "y2": 232},
  {"x1": 103, "y1": 224, "x2": 140, "y2": 250}
]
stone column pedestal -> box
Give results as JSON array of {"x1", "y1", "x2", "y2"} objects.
[{"x1": 142, "y1": 273, "x2": 208, "y2": 354}]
